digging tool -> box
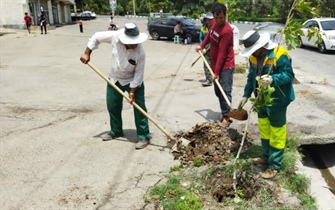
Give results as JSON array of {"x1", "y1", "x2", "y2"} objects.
[
  {"x1": 191, "y1": 46, "x2": 210, "y2": 67},
  {"x1": 86, "y1": 62, "x2": 190, "y2": 150},
  {"x1": 197, "y1": 51, "x2": 248, "y2": 121}
]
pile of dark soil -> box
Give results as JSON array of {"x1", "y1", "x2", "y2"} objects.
[
  {"x1": 170, "y1": 122, "x2": 271, "y2": 206},
  {"x1": 172, "y1": 122, "x2": 254, "y2": 165},
  {"x1": 206, "y1": 166, "x2": 263, "y2": 203}
]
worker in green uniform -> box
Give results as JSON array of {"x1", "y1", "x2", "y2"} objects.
[{"x1": 238, "y1": 30, "x2": 295, "y2": 179}]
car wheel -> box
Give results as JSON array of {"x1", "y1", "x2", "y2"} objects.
[
  {"x1": 298, "y1": 36, "x2": 304, "y2": 48},
  {"x1": 318, "y1": 41, "x2": 327, "y2": 53},
  {"x1": 150, "y1": 31, "x2": 160, "y2": 40}
]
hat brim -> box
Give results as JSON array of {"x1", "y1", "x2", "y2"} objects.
[
  {"x1": 119, "y1": 32, "x2": 148, "y2": 44},
  {"x1": 264, "y1": 39, "x2": 278, "y2": 50},
  {"x1": 239, "y1": 32, "x2": 270, "y2": 57}
]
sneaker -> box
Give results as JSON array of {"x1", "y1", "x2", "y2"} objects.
[
  {"x1": 261, "y1": 169, "x2": 278, "y2": 179},
  {"x1": 135, "y1": 139, "x2": 150, "y2": 149},
  {"x1": 101, "y1": 132, "x2": 123, "y2": 141},
  {"x1": 202, "y1": 80, "x2": 212, "y2": 87}
]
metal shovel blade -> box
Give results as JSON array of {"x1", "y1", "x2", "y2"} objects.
[{"x1": 167, "y1": 137, "x2": 191, "y2": 152}]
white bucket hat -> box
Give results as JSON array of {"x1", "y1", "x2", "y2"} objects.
[
  {"x1": 204, "y1": 12, "x2": 214, "y2": 20},
  {"x1": 239, "y1": 30, "x2": 278, "y2": 57},
  {"x1": 119, "y1": 23, "x2": 148, "y2": 44}
]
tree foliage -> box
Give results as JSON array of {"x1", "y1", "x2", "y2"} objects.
[{"x1": 75, "y1": 0, "x2": 335, "y2": 20}]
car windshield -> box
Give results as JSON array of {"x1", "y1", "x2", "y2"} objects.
[
  {"x1": 320, "y1": 20, "x2": 335, "y2": 30},
  {"x1": 181, "y1": 18, "x2": 195, "y2": 27}
]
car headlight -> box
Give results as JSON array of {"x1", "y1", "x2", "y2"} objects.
[{"x1": 328, "y1": 35, "x2": 335, "y2": 40}]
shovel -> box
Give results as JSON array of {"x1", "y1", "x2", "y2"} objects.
[
  {"x1": 86, "y1": 62, "x2": 190, "y2": 150},
  {"x1": 197, "y1": 51, "x2": 248, "y2": 121}
]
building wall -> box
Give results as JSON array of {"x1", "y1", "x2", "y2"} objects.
[
  {"x1": 0, "y1": 0, "x2": 29, "y2": 29},
  {"x1": 0, "y1": 0, "x2": 74, "y2": 29}
]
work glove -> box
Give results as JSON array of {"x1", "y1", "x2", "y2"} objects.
[
  {"x1": 260, "y1": 75, "x2": 273, "y2": 87},
  {"x1": 237, "y1": 97, "x2": 248, "y2": 110}
]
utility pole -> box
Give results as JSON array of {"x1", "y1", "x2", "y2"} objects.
[{"x1": 133, "y1": 0, "x2": 136, "y2": 16}]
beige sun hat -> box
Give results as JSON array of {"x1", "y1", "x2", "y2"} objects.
[
  {"x1": 119, "y1": 23, "x2": 148, "y2": 44},
  {"x1": 239, "y1": 30, "x2": 278, "y2": 57}
]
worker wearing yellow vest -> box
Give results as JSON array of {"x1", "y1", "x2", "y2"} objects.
[{"x1": 238, "y1": 30, "x2": 295, "y2": 179}]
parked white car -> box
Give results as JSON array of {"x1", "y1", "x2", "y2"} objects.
[{"x1": 299, "y1": 18, "x2": 335, "y2": 53}]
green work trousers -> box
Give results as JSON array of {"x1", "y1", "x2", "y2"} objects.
[
  {"x1": 258, "y1": 107, "x2": 287, "y2": 171},
  {"x1": 106, "y1": 82, "x2": 150, "y2": 140}
]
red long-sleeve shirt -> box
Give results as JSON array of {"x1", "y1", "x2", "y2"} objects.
[{"x1": 200, "y1": 21, "x2": 235, "y2": 75}]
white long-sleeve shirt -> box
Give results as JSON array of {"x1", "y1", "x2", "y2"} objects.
[{"x1": 87, "y1": 29, "x2": 146, "y2": 88}]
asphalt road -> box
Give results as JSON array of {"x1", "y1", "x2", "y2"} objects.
[{"x1": 1, "y1": 16, "x2": 334, "y2": 209}]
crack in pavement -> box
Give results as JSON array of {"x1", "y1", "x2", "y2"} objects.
[{"x1": 96, "y1": 173, "x2": 165, "y2": 209}]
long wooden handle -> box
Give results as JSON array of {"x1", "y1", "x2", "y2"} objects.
[
  {"x1": 198, "y1": 51, "x2": 231, "y2": 107},
  {"x1": 86, "y1": 62, "x2": 174, "y2": 140},
  {"x1": 191, "y1": 46, "x2": 210, "y2": 67}
]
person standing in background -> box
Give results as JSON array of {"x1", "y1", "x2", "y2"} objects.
[
  {"x1": 24, "y1": 12, "x2": 33, "y2": 34},
  {"x1": 39, "y1": 11, "x2": 47, "y2": 34},
  {"x1": 78, "y1": 19, "x2": 83, "y2": 33},
  {"x1": 199, "y1": 12, "x2": 214, "y2": 87}
]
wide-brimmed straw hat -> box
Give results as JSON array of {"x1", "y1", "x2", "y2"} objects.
[
  {"x1": 239, "y1": 30, "x2": 278, "y2": 57},
  {"x1": 119, "y1": 23, "x2": 148, "y2": 44}
]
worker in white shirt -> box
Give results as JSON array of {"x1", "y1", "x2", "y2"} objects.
[{"x1": 80, "y1": 23, "x2": 151, "y2": 149}]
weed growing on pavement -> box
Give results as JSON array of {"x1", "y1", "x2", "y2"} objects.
[
  {"x1": 202, "y1": 168, "x2": 214, "y2": 181},
  {"x1": 170, "y1": 165, "x2": 182, "y2": 172},
  {"x1": 145, "y1": 137, "x2": 317, "y2": 209},
  {"x1": 146, "y1": 168, "x2": 205, "y2": 210},
  {"x1": 193, "y1": 159, "x2": 202, "y2": 167},
  {"x1": 298, "y1": 194, "x2": 317, "y2": 209}
]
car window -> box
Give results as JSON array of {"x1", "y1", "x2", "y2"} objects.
[
  {"x1": 320, "y1": 20, "x2": 335, "y2": 31},
  {"x1": 166, "y1": 20, "x2": 177, "y2": 26},
  {"x1": 181, "y1": 18, "x2": 195, "y2": 27},
  {"x1": 304, "y1": 21, "x2": 314, "y2": 28},
  {"x1": 160, "y1": 19, "x2": 169, "y2": 25}
]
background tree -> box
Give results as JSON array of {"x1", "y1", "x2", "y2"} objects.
[
  {"x1": 252, "y1": 0, "x2": 272, "y2": 17},
  {"x1": 233, "y1": 0, "x2": 253, "y2": 17},
  {"x1": 318, "y1": 0, "x2": 335, "y2": 17}
]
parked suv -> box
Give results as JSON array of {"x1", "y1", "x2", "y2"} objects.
[
  {"x1": 147, "y1": 17, "x2": 201, "y2": 42},
  {"x1": 299, "y1": 18, "x2": 335, "y2": 53}
]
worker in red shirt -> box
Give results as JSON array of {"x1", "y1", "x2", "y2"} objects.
[
  {"x1": 24, "y1": 12, "x2": 33, "y2": 34},
  {"x1": 195, "y1": 3, "x2": 235, "y2": 127}
]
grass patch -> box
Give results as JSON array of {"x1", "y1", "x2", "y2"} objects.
[
  {"x1": 145, "y1": 137, "x2": 317, "y2": 209},
  {"x1": 170, "y1": 165, "x2": 183, "y2": 172},
  {"x1": 146, "y1": 169, "x2": 206, "y2": 210}
]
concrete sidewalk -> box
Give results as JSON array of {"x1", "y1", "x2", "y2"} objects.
[{"x1": 1, "y1": 17, "x2": 334, "y2": 209}]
